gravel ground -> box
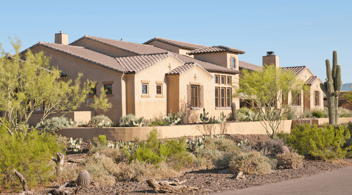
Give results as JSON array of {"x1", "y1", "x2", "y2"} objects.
[{"x1": 69, "y1": 159, "x2": 352, "y2": 195}]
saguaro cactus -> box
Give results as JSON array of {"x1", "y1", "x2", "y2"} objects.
[
  {"x1": 231, "y1": 102, "x2": 236, "y2": 121},
  {"x1": 320, "y1": 51, "x2": 342, "y2": 124}
]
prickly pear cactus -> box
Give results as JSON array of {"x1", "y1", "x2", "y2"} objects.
[{"x1": 320, "y1": 51, "x2": 342, "y2": 124}]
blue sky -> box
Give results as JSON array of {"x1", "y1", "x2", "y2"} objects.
[{"x1": 1, "y1": 0, "x2": 351, "y2": 83}]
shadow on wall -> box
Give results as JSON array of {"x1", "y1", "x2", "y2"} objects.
[{"x1": 180, "y1": 97, "x2": 198, "y2": 123}]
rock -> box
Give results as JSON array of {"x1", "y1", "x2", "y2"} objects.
[
  {"x1": 280, "y1": 145, "x2": 290, "y2": 154},
  {"x1": 77, "y1": 170, "x2": 91, "y2": 188},
  {"x1": 233, "y1": 171, "x2": 245, "y2": 179}
]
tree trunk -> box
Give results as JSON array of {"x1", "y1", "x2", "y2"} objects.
[{"x1": 13, "y1": 170, "x2": 30, "y2": 192}]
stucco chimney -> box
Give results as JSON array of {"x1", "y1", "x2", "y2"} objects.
[
  {"x1": 55, "y1": 31, "x2": 68, "y2": 45},
  {"x1": 262, "y1": 51, "x2": 279, "y2": 68}
]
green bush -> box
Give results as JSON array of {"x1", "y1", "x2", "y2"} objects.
[
  {"x1": 284, "y1": 109, "x2": 297, "y2": 120},
  {"x1": 311, "y1": 109, "x2": 326, "y2": 118},
  {"x1": 37, "y1": 116, "x2": 75, "y2": 133},
  {"x1": 130, "y1": 129, "x2": 188, "y2": 165},
  {"x1": 299, "y1": 110, "x2": 312, "y2": 118},
  {"x1": 287, "y1": 124, "x2": 352, "y2": 160},
  {"x1": 229, "y1": 151, "x2": 271, "y2": 175},
  {"x1": 88, "y1": 115, "x2": 113, "y2": 127},
  {"x1": 0, "y1": 122, "x2": 65, "y2": 190}
]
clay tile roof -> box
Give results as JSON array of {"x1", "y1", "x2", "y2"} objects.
[
  {"x1": 35, "y1": 42, "x2": 126, "y2": 73},
  {"x1": 239, "y1": 61, "x2": 262, "y2": 71},
  {"x1": 281, "y1": 66, "x2": 307, "y2": 75},
  {"x1": 174, "y1": 54, "x2": 240, "y2": 74},
  {"x1": 187, "y1": 46, "x2": 245, "y2": 55},
  {"x1": 144, "y1": 37, "x2": 206, "y2": 50},
  {"x1": 73, "y1": 36, "x2": 167, "y2": 55},
  {"x1": 115, "y1": 52, "x2": 183, "y2": 73},
  {"x1": 305, "y1": 76, "x2": 318, "y2": 85},
  {"x1": 167, "y1": 62, "x2": 213, "y2": 77}
]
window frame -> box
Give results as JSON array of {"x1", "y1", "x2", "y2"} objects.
[
  {"x1": 220, "y1": 76, "x2": 225, "y2": 84},
  {"x1": 142, "y1": 84, "x2": 148, "y2": 95},
  {"x1": 227, "y1": 88, "x2": 232, "y2": 107},
  {"x1": 191, "y1": 85, "x2": 200, "y2": 108},
  {"x1": 293, "y1": 91, "x2": 301, "y2": 106},
  {"x1": 231, "y1": 57, "x2": 236, "y2": 69},
  {"x1": 215, "y1": 87, "x2": 219, "y2": 107},
  {"x1": 220, "y1": 87, "x2": 226, "y2": 107},
  {"x1": 215, "y1": 75, "x2": 219, "y2": 84},
  {"x1": 227, "y1": 76, "x2": 232, "y2": 85},
  {"x1": 156, "y1": 84, "x2": 162, "y2": 95},
  {"x1": 104, "y1": 84, "x2": 113, "y2": 95},
  {"x1": 315, "y1": 91, "x2": 320, "y2": 106}
]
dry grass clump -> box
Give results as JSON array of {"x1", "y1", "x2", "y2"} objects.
[
  {"x1": 260, "y1": 138, "x2": 286, "y2": 157},
  {"x1": 276, "y1": 152, "x2": 304, "y2": 169},
  {"x1": 208, "y1": 138, "x2": 239, "y2": 152},
  {"x1": 78, "y1": 153, "x2": 120, "y2": 185},
  {"x1": 229, "y1": 151, "x2": 271, "y2": 175},
  {"x1": 117, "y1": 161, "x2": 181, "y2": 182},
  {"x1": 88, "y1": 145, "x2": 120, "y2": 160}
]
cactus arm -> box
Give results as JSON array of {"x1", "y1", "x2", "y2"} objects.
[
  {"x1": 326, "y1": 59, "x2": 333, "y2": 83},
  {"x1": 320, "y1": 82, "x2": 327, "y2": 94},
  {"x1": 335, "y1": 65, "x2": 341, "y2": 95},
  {"x1": 332, "y1": 51, "x2": 338, "y2": 78}
]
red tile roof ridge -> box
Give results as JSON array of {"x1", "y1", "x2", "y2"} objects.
[
  {"x1": 144, "y1": 37, "x2": 206, "y2": 50},
  {"x1": 38, "y1": 41, "x2": 85, "y2": 48},
  {"x1": 83, "y1": 35, "x2": 143, "y2": 45},
  {"x1": 187, "y1": 45, "x2": 245, "y2": 55}
]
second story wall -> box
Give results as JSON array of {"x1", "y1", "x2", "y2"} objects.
[{"x1": 193, "y1": 52, "x2": 239, "y2": 71}]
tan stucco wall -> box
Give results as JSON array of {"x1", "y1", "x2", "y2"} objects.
[
  {"x1": 133, "y1": 57, "x2": 183, "y2": 119},
  {"x1": 193, "y1": 52, "x2": 240, "y2": 70},
  {"x1": 72, "y1": 38, "x2": 137, "y2": 57},
  {"x1": 28, "y1": 111, "x2": 94, "y2": 126},
  {"x1": 30, "y1": 45, "x2": 124, "y2": 123},
  {"x1": 58, "y1": 120, "x2": 292, "y2": 141},
  {"x1": 146, "y1": 40, "x2": 194, "y2": 57}
]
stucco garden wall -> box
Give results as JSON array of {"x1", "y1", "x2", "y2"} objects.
[
  {"x1": 28, "y1": 111, "x2": 95, "y2": 126},
  {"x1": 57, "y1": 120, "x2": 292, "y2": 141}
]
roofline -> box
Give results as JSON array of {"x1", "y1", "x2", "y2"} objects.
[
  {"x1": 281, "y1": 66, "x2": 307, "y2": 76},
  {"x1": 144, "y1": 37, "x2": 205, "y2": 50},
  {"x1": 207, "y1": 69, "x2": 240, "y2": 75},
  {"x1": 29, "y1": 42, "x2": 124, "y2": 73},
  {"x1": 187, "y1": 45, "x2": 246, "y2": 55},
  {"x1": 166, "y1": 62, "x2": 214, "y2": 78},
  {"x1": 70, "y1": 35, "x2": 141, "y2": 55}
]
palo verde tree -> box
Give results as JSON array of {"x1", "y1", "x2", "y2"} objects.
[
  {"x1": 0, "y1": 37, "x2": 112, "y2": 135},
  {"x1": 235, "y1": 65, "x2": 304, "y2": 138}
]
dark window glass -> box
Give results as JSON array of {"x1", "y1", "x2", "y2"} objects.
[
  {"x1": 156, "y1": 85, "x2": 162, "y2": 95},
  {"x1": 231, "y1": 58, "x2": 236, "y2": 69},
  {"x1": 215, "y1": 87, "x2": 219, "y2": 107},
  {"x1": 142, "y1": 84, "x2": 148, "y2": 94},
  {"x1": 89, "y1": 85, "x2": 97, "y2": 95},
  {"x1": 293, "y1": 91, "x2": 301, "y2": 106},
  {"x1": 227, "y1": 88, "x2": 232, "y2": 107},
  {"x1": 104, "y1": 84, "x2": 112, "y2": 94},
  {"x1": 227, "y1": 76, "x2": 232, "y2": 85},
  {"x1": 221, "y1": 88, "x2": 225, "y2": 107},
  {"x1": 191, "y1": 85, "x2": 199, "y2": 107},
  {"x1": 215, "y1": 75, "x2": 219, "y2": 84}
]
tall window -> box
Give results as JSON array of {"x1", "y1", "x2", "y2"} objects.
[
  {"x1": 221, "y1": 76, "x2": 225, "y2": 84},
  {"x1": 191, "y1": 85, "x2": 199, "y2": 108},
  {"x1": 231, "y1": 58, "x2": 236, "y2": 69},
  {"x1": 227, "y1": 88, "x2": 232, "y2": 107},
  {"x1": 156, "y1": 84, "x2": 162, "y2": 95},
  {"x1": 221, "y1": 88, "x2": 225, "y2": 107},
  {"x1": 104, "y1": 84, "x2": 112, "y2": 94},
  {"x1": 215, "y1": 75, "x2": 219, "y2": 84},
  {"x1": 293, "y1": 91, "x2": 301, "y2": 106},
  {"x1": 142, "y1": 84, "x2": 148, "y2": 94},
  {"x1": 227, "y1": 76, "x2": 232, "y2": 85},
  {"x1": 89, "y1": 85, "x2": 97, "y2": 95},
  {"x1": 315, "y1": 91, "x2": 320, "y2": 106},
  {"x1": 215, "y1": 87, "x2": 219, "y2": 107},
  {"x1": 282, "y1": 93, "x2": 288, "y2": 106}
]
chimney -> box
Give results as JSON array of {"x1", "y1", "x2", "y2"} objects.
[
  {"x1": 55, "y1": 31, "x2": 68, "y2": 45},
  {"x1": 262, "y1": 51, "x2": 279, "y2": 68}
]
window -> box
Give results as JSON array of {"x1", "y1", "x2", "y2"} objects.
[
  {"x1": 221, "y1": 88, "x2": 225, "y2": 107},
  {"x1": 156, "y1": 84, "x2": 162, "y2": 95},
  {"x1": 315, "y1": 91, "x2": 320, "y2": 106},
  {"x1": 227, "y1": 76, "x2": 232, "y2": 85},
  {"x1": 227, "y1": 88, "x2": 232, "y2": 107},
  {"x1": 89, "y1": 85, "x2": 97, "y2": 95},
  {"x1": 282, "y1": 93, "x2": 288, "y2": 106},
  {"x1": 104, "y1": 84, "x2": 112, "y2": 94},
  {"x1": 142, "y1": 84, "x2": 148, "y2": 94},
  {"x1": 191, "y1": 85, "x2": 199, "y2": 107},
  {"x1": 221, "y1": 76, "x2": 225, "y2": 84},
  {"x1": 215, "y1": 75, "x2": 219, "y2": 84},
  {"x1": 231, "y1": 58, "x2": 236, "y2": 69},
  {"x1": 293, "y1": 91, "x2": 301, "y2": 106},
  {"x1": 215, "y1": 87, "x2": 219, "y2": 107}
]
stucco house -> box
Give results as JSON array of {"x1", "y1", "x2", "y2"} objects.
[{"x1": 24, "y1": 32, "x2": 323, "y2": 123}]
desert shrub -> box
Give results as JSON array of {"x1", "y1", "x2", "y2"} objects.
[
  {"x1": 98, "y1": 135, "x2": 107, "y2": 145},
  {"x1": 268, "y1": 158, "x2": 278, "y2": 170},
  {"x1": 311, "y1": 109, "x2": 325, "y2": 118},
  {"x1": 229, "y1": 151, "x2": 271, "y2": 175},
  {"x1": 237, "y1": 139, "x2": 252, "y2": 152},
  {"x1": 287, "y1": 124, "x2": 352, "y2": 160},
  {"x1": 79, "y1": 153, "x2": 119, "y2": 185},
  {"x1": 276, "y1": 152, "x2": 304, "y2": 169},
  {"x1": 88, "y1": 115, "x2": 113, "y2": 127},
  {"x1": 284, "y1": 109, "x2": 297, "y2": 120},
  {"x1": 119, "y1": 114, "x2": 148, "y2": 127},
  {"x1": 260, "y1": 138, "x2": 286, "y2": 158},
  {"x1": 117, "y1": 161, "x2": 180, "y2": 182},
  {"x1": 299, "y1": 110, "x2": 312, "y2": 119},
  {"x1": 276, "y1": 132, "x2": 290, "y2": 143},
  {"x1": 0, "y1": 122, "x2": 65, "y2": 190},
  {"x1": 167, "y1": 151, "x2": 196, "y2": 171},
  {"x1": 37, "y1": 116, "x2": 75, "y2": 133},
  {"x1": 338, "y1": 107, "x2": 352, "y2": 118},
  {"x1": 236, "y1": 108, "x2": 260, "y2": 121},
  {"x1": 56, "y1": 135, "x2": 68, "y2": 148},
  {"x1": 150, "y1": 112, "x2": 185, "y2": 126},
  {"x1": 88, "y1": 145, "x2": 120, "y2": 161}
]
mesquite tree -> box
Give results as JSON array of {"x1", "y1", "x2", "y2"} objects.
[
  {"x1": 0, "y1": 38, "x2": 112, "y2": 135},
  {"x1": 320, "y1": 51, "x2": 341, "y2": 125}
]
